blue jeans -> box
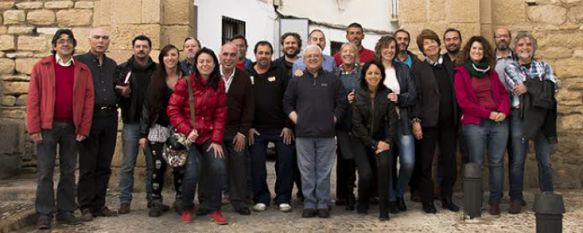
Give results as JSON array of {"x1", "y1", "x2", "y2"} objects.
[
  {"x1": 118, "y1": 123, "x2": 153, "y2": 204},
  {"x1": 463, "y1": 119, "x2": 509, "y2": 203},
  {"x1": 249, "y1": 128, "x2": 294, "y2": 205},
  {"x1": 182, "y1": 140, "x2": 225, "y2": 212},
  {"x1": 35, "y1": 122, "x2": 77, "y2": 217},
  {"x1": 295, "y1": 137, "x2": 336, "y2": 209},
  {"x1": 390, "y1": 124, "x2": 415, "y2": 201}
]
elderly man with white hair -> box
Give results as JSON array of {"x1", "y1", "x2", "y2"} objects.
[{"x1": 283, "y1": 45, "x2": 347, "y2": 218}]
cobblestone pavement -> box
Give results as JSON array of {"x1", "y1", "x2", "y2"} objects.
[{"x1": 20, "y1": 161, "x2": 583, "y2": 233}]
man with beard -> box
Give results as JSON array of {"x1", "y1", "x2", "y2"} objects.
[
  {"x1": 292, "y1": 29, "x2": 337, "y2": 74},
  {"x1": 394, "y1": 29, "x2": 415, "y2": 69},
  {"x1": 442, "y1": 28, "x2": 462, "y2": 65},
  {"x1": 504, "y1": 31, "x2": 557, "y2": 215},
  {"x1": 179, "y1": 37, "x2": 201, "y2": 75},
  {"x1": 231, "y1": 35, "x2": 253, "y2": 71},
  {"x1": 116, "y1": 35, "x2": 161, "y2": 214},
  {"x1": 334, "y1": 22, "x2": 375, "y2": 65},
  {"x1": 274, "y1": 32, "x2": 302, "y2": 78},
  {"x1": 248, "y1": 41, "x2": 295, "y2": 213}
]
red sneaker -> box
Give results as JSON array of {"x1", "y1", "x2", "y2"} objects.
[
  {"x1": 209, "y1": 210, "x2": 228, "y2": 225},
  {"x1": 181, "y1": 210, "x2": 193, "y2": 223}
]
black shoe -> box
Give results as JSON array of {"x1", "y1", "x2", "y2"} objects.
[
  {"x1": 396, "y1": 197, "x2": 407, "y2": 212},
  {"x1": 345, "y1": 194, "x2": 356, "y2": 211},
  {"x1": 422, "y1": 202, "x2": 437, "y2": 214},
  {"x1": 379, "y1": 204, "x2": 390, "y2": 221},
  {"x1": 37, "y1": 215, "x2": 52, "y2": 230},
  {"x1": 356, "y1": 205, "x2": 368, "y2": 215},
  {"x1": 93, "y1": 206, "x2": 118, "y2": 217},
  {"x1": 317, "y1": 208, "x2": 330, "y2": 218},
  {"x1": 389, "y1": 201, "x2": 400, "y2": 214},
  {"x1": 56, "y1": 213, "x2": 81, "y2": 225},
  {"x1": 370, "y1": 196, "x2": 379, "y2": 205},
  {"x1": 335, "y1": 198, "x2": 346, "y2": 206},
  {"x1": 302, "y1": 208, "x2": 317, "y2": 218},
  {"x1": 196, "y1": 207, "x2": 211, "y2": 216},
  {"x1": 379, "y1": 212, "x2": 390, "y2": 221},
  {"x1": 149, "y1": 201, "x2": 163, "y2": 217},
  {"x1": 441, "y1": 198, "x2": 460, "y2": 212},
  {"x1": 235, "y1": 207, "x2": 251, "y2": 215},
  {"x1": 79, "y1": 209, "x2": 93, "y2": 222}
]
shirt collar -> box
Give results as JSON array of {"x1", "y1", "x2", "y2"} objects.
[
  {"x1": 425, "y1": 55, "x2": 443, "y2": 66},
  {"x1": 495, "y1": 49, "x2": 514, "y2": 60},
  {"x1": 220, "y1": 67, "x2": 236, "y2": 80},
  {"x1": 55, "y1": 54, "x2": 75, "y2": 67}
]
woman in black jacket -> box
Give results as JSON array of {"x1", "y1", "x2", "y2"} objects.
[
  {"x1": 352, "y1": 60, "x2": 398, "y2": 221},
  {"x1": 138, "y1": 44, "x2": 184, "y2": 217}
]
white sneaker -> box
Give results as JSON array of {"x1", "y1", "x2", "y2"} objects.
[
  {"x1": 279, "y1": 203, "x2": 292, "y2": 212},
  {"x1": 253, "y1": 203, "x2": 267, "y2": 212}
]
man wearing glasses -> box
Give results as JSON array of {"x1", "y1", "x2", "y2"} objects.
[{"x1": 26, "y1": 29, "x2": 95, "y2": 230}]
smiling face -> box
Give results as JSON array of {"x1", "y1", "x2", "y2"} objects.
[
  {"x1": 220, "y1": 43, "x2": 238, "y2": 70},
  {"x1": 184, "y1": 38, "x2": 200, "y2": 60},
  {"x1": 469, "y1": 41, "x2": 484, "y2": 63},
  {"x1": 163, "y1": 48, "x2": 179, "y2": 70},
  {"x1": 494, "y1": 28, "x2": 511, "y2": 51},
  {"x1": 254, "y1": 44, "x2": 273, "y2": 68},
  {"x1": 282, "y1": 35, "x2": 300, "y2": 58},
  {"x1": 423, "y1": 39, "x2": 440, "y2": 59},
  {"x1": 381, "y1": 40, "x2": 397, "y2": 62},
  {"x1": 54, "y1": 34, "x2": 75, "y2": 57},
  {"x1": 304, "y1": 46, "x2": 323, "y2": 73},
  {"x1": 364, "y1": 64, "x2": 382, "y2": 90},
  {"x1": 346, "y1": 26, "x2": 364, "y2": 47},
  {"x1": 197, "y1": 52, "x2": 215, "y2": 78},
  {"x1": 444, "y1": 30, "x2": 461, "y2": 54},
  {"x1": 515, "y1": 37, "x2": 534, "y2": 61},
  {"x1": 340, "y1": 45, "x2": 357, "y2": 65},
  {"x1": 89, "y1": 28, "x2": 110, "y2": 55},
  {"x1": 395, "y1": 31, "x2": 410, "y2": 52}
]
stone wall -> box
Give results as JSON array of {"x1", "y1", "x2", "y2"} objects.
[
  {"x1": 400, "y1": 0, "x2": 583, "y2": 189},
  {"x1": 0, "y1": 0, "x2": 195, "y2": 188}
]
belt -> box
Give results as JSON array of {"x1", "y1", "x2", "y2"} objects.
[{"x1": 94, "y1": 105, "x2": 117, "y2": 112}]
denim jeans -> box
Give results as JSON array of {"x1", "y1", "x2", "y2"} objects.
[
  {"x1": 295, "y1": 137, "x2": 336, "y2": 209},
  {"x1": 182, "y1": 141, "x2": 225, "y2": 212},
  {"x1": 249, "y1": 128, "x2": 294, "y2": 205},
  {"x1": 390, "y1": 123, "x2": 416, "y2": 201},
  {"x1": 118, "y1": 123, "x2": 153, "y2": 204},
  {"x1": 463, "y1": 119, "x2": 509, "y2": 203},
  {"x1": 35, "y1": 122, "x2": 77, "y2": 218}
]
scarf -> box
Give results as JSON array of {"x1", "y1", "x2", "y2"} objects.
[{"x1": 464, "y1": 60, "x2": 490, "y2": 78}]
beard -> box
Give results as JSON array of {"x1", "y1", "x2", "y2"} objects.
[
  {"x1": 284, "y1": 48, "x2": 300, "y2": 58},
  {"x1": 447, "y1": 46, "x2": 460, "y2": 54},
  {"x1": 497, "y1": 43, "x2": 509, "y2": 50}
]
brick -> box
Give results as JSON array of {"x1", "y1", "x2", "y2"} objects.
[
  {"x1": 3, "y1": 10, "x2": 25, "y2": 25},
  {"x1": 0, "y1": 35, "x2": 15, "y2": 51},
  {"x1": 44, "y1": 1, "x2": 74, "y2": 9},
  {"x1": 75, "y1": 1, "x2": 94, "y2": 9},
  {"x1": 2, "y1": 81, "x2": 29, "y2": 95},
  {"x1": 7, "y1": 26, "x2": 34, "y2": 35},
  {"x1": 1, "y1": 95, "x2": 16, "y2": 106},
  {"x1": 0, "y1": 58, "x2": 15, "y2": 74},
  {"x1": 15, "y1": 58, "x2": 37, "y2": 75},
  {"x1": 527, "y1": 4, "x2": 567, "y2": 25},
  {"x1": 17, "y1": 36, "x2": 49, "y2": 52},
  {"x1": 0, "y1": 2, "x2": 15, "y2": 10},
  {"x1": 15, "y1": 2, "x2": 43, "y2": 9}
]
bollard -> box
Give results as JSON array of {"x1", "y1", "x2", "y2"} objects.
[
  {"x1": 463, "y1": 162, "x2": 482, "y2": 219},
  {"x1": 534, "y1": 192, "x2": 565, "y2": 233}
]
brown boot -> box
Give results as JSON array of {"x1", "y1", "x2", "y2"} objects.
[
  {"x1": 118, "y1": 203, "x2": 131, "y2": 215},
  {"x1": 489, "y1": 202, "x2": 501, "y2": 215},
  {"x1": 508, "y1": 200, "x2": 523, "y2": 214}
]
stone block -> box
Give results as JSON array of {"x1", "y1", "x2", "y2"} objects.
[
  {"x1": 15, "y1": 2, "x2": 43, "y2": 9},
  {"x1": 161, "y1": 26, "x2": 190, "y2": 49},
  {"x1": 0, "y1": 107, "x2": 26, "y2": 119},
  {"x1": 111, "y1": 24, "x2": 161, "y2": 50},
  {"x1": 5, "y1": 51, "x2": 34, "y2": 58},
  {"x1": 559, "y1": 114, "x2": 583, "y2": 130},
  {"x1": 556, "y1": 89, "x2": 582, "y2": 102},
  {"x1": 15, "y1": 58, "x2": 37, "y2": 75},
  {"x1": 15, "y1": 94, "x2": 26, "y2": 106},
  {"x1": 538, "y1": 47, "x2": 573, "y2": 60},
  {"x1": 567, "y1": 4, "x2": 583, "y2": 23},
  {"x1": 491, "y1": 0, "x2": 528, "y2": 25},
  {"x1": 17, "y1": 36, "x2": 49, "y2": 52},
  {"x1": 527, "y1": 4, "x2": 567, "y2": 25},
  {"x1": 1, "y1": 95, "x2": 16, "y2": 106},
  {"x1": 162, "y1": 0, "x2": 192, "y2": 25},
  {"x1": 0, "y1": 58, "x2": 15, "y2": 74},
  {"x1": 112, "y1": 0, "x2": 142, "y2": 24},
  {"x1": 27, "y1": 10, "x2": 56, "y2": 26},
  {"x1": 1, "y1": 75, "x2": 29, "y2": 81},
  {"x1": 536, "y1": 30, "x2": 583, "y2": 50},
  {"x1": 142, "y1": 0, "x2": 161, "y2": 23},
  {"x1": 7, "y1": 26, "x2": 34, "y2": 35},
  {"x1": 446, "y1": 0, "x2": 480, "y2": 23},
  {"x1": 56, "y1": 9, "x2": 93, "y2": 26},
  {"x1": 0, "y1": 1, "x2": 15, "y2": 10},
  {"x1": 0, "y1": 35, "x2": 15, "y2": 50},
  {"x1": 2, "y1": 81, "x2": 29, "y2": 95},
  {"x1": 44, "y1": 1, "x2": 74, "y2": 9},
  {"x1": 0, "y1": 154, "x2": 21, "y2": 179},
  {"x1": 398, "y1": 0, "x2": 426, "y2": 24},
  {"x1": 93, "y1": 0, "x2": 112, "y2": 26},
  {"x1": 552, "y1": 57, "x2": 583, "y2": 78},
  {"x1": 75, "y1": 1, "x2": 94, "y2": 9},
  {"x1": 3, "y1": 10, "x2": 25, "y2": 25},
  {"x1": 71, "y1": 27, "x2": 91, "y2": 51},
  {"x1": 36, "y1": 27, "x2": 59, "y2": 35}
]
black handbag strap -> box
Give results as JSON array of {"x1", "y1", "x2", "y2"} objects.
[{"x1": 186, "y1": 76, "x2": 195, "y2": 128}]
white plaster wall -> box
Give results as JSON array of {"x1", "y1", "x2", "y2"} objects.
[{"x1": 196, "y1": 0, "x2": 278, "y2": 60}]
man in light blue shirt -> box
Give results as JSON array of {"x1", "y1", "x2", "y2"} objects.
[{"x1": 292, "y1": 29, "x2": 337, "y2": 74}]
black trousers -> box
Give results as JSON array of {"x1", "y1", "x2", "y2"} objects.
[
  {"x1": 77, "y1": 113, "x2": 118, "y2": 212},
  {"x1": 416, "y1": 121, "x2": 458, "y2": 204},
  {"x1": 223, "y1": 138, "x2": 249, "y2": 209},
  {"x1": 335, "y1": 130, "x2": 357, "y2": 201},
  {"x1": 352, "y1": 138, "x2": 391, "y2": 210},
  {"x1": 149, "y1": 143, "x2": 184, "y2": 201}
]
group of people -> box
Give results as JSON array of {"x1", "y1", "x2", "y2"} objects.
[{"x1": 26, "y1": 22, "x2": 557, "y2": 230}]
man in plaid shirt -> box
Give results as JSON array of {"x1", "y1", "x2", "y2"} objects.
[{"x1": 503, "y1": 31, "x2": 557, "y2": 214}]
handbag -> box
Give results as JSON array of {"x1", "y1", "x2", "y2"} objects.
[
  {"x1": 147, "y1": 124, "x2": 171, "y2": 143},
  {"x1": 163, "y1": 77, "x2": 196, "y2": 168}
]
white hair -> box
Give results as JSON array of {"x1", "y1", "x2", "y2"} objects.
[{"x1": 303, "y1": 44, "x2": 322, "y2": 55}]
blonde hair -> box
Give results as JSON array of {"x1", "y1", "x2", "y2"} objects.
[{"x1": 339, "y1": 42, "x2": 360, "y2": 64}]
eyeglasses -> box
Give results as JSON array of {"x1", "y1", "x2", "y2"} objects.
[{"x1": 57, "y1": 38, "x2": 74, "y2": 45}]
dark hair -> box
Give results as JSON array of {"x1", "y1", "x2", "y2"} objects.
[
  {"x1": 347, "y1": 22, "x2": 364, "y2": 32},
  {"x1": 374, "y1": 35, "x2": 400, "y2": 62},
  {"x1": 193, "y1": 47, "x2": 221, "y2": 90},
  {"x1": 184, "y1": 37, "x2": 201, "y2": 47},
  {"x1": 416, "y1": 29, "x2": 441, "y2": 55},
  {"x1": 394, "y1": 29, "x2": 410, "y2": 40},
  {"x1": 132, "y1": 35, "x2": 152, "y2": 48},
  {"x1": 309, "y1": 29, "x2": 324, "y2": 39},
  {"x1": 457, "y1": 36, "x2": 495, "y2": 68},
  {"x1": 443, "y1": 28, "x2": 462, "y2": 42},
  {"x1": 360, "y1": 60, "x2": 387, "y2": 92},
  {"x1": 51, "y1": 29, "x2": 77, "y2": 55},
  {"x1": 280, "y1": 32, "x2": 302, "y2": 48},
  {"x1": 147, "y1": 44, "x2": 180, "y2": 119},
  {"x1": 253, "y1": 40, "x2": 273, "y2": 55},
  {"x1": 230, "y1": 35, "x2": 248, "y2": 47}
]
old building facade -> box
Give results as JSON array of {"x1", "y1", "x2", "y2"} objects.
[{"x1": 0, "y1": 0, "x2": 582, "y2": 189}]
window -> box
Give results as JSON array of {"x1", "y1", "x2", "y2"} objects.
[
  {"x1": 222, "y1": 16, "x2": 246, "y2": 44},
  {"x1": 330, "y1": 41, "x2": 343, "y2": 56}
]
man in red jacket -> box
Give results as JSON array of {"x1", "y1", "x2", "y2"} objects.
[{"x1": 26, "y1": 29, "x2": 95, "y2": 230}]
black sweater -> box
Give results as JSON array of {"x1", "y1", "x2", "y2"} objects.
[{"x1": 248, "y1": 64, "x2": 290, "y2": 130}]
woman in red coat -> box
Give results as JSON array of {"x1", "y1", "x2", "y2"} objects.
[
  {"x1": 167, "y1": 47, "x2": 228, "y2": 224},
  {"x1": 453, "y1": 36, "x2": 510, "y2": 215}
]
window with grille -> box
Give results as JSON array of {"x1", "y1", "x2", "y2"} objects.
[{"x1": 222, "y1": 16, "x2": 246, "y2": 44}]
